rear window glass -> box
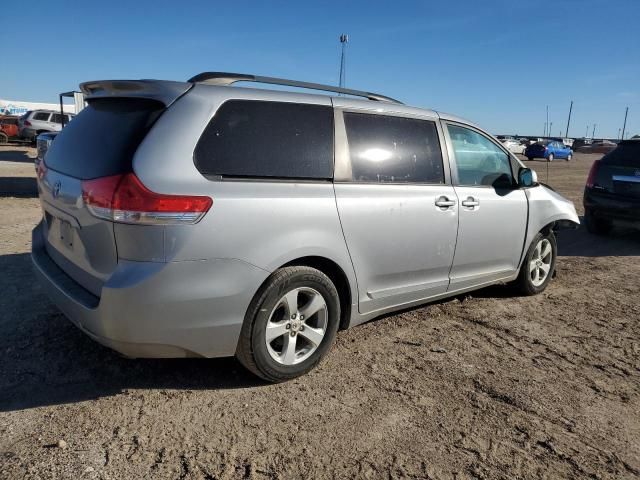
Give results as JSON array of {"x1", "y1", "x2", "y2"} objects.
[
  {"x1": 44, "y1": 98, "x2": 164, "y2": 179},
  {"x1": 601, "y1": 142, "x2": 640, "y2": 166},
  {"x1": 194, "y1": 100, "x2": 334, "y2": 179},
  {"x1": 344, "y1": 112, "x2": 444, "y2": 184}
]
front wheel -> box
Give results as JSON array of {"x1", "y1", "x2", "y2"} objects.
[
  {"x1": 236, "y1": 266, "x2": 341, "y2": 382},
  {"x1": 514, "y1": 231, "x2": 557, "y2": 295},
  {"x1": 566, "y1": 153, "x2": 573, "y2": 161},
  {"x1": 547, "y1": 153, "x2": 554, "y2": 162}
]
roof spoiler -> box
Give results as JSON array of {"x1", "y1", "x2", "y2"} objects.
[
  {"x1": 79, "y1": 80, "x2": 192, "y2": 106},
  {"x1": 188, "y1": 71, "x2": 403, "y2": 104}
]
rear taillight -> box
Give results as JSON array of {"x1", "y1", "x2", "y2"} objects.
[
  {"x1": 24, "y1": 120, "x2": 32, "y2": 127},
  {"x1": 82, "y1": 173, "x2": 212, "y2": 225},
  {"x1": 36, "y1": 160, "x2": 47, "y2": 180},
  {"x1": 585, "y1": 160, "x2": 601, "y2": 188}
]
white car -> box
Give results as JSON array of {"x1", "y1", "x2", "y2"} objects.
[
  {"x1": 502, "y1": 138, "x2": 526, "y2": 155},
  {"x1": 18, "y1": 110, "x2": 74, "y2": 141}
]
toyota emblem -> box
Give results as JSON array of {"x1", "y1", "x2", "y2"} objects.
[{"x1": 52, "y1": 181, "x2": 62, "y2": 198}]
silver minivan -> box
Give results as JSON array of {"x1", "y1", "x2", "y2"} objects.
[{"x1": 31, "y1": 73, "x2": 579, "y2": 381}]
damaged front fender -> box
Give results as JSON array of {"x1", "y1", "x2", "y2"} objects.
[{"x1": 523, "y1": 184, "x2": 580, "y2": 261}]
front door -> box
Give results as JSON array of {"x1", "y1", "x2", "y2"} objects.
[
  {"x1": 333, "y1": 109, "x2": 458, "y2": 314},
  {"x1": 444, "y1": 123, "x2": 528, "y2": 291}
]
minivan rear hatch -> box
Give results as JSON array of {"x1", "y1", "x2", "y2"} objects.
[{"x1": 37, "y1": 80, "x2": 191, "y2": 296}]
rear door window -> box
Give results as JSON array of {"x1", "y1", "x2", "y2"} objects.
[
  {"x1": 194, "y1": 100, "x2": 334, "y2": 179},
  {"x1": 44, "y1": 98, "x2": 164, "y2": 179},
  {"x1": 33, "y1": 112, "x2": 51, "y2": 121},
  {"x1": 343, "y1": 112, "x2": 444, "y2": 184}
]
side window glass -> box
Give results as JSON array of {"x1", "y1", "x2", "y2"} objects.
[
  {"x1": 33, "y1": 112, "x2": 50, "y2": 121},
  {"x1": 343, "y1": 112, "x2": 444, "y2": 184},
  {"x1": 194, "y1": 100, "x2": 334, "y2": 179},
  {"x1": 51, "y1": 114, "x2": 62, "y2": 124},
  {"x1": 447, "y1": 124, "x2": 514, "y2": 187}
]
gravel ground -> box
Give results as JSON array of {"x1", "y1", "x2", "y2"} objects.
[{"x1": 0, "y1": 146, "x2": 639, "y2": 479}]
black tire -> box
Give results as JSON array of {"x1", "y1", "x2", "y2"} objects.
[
  {"x1": 514, "y1": 231, "x2": 557, "y2": 296},
  {"x1": 236, "y1": 266, "x2": 340, "y2": 382},
  {"x1": 566, "y1": 153, "x2": 572, "y2": 161},
  {"x1": 547, "y1": 153, "x2": 554, "y2": 162},
  {"x1": 0, "y1": 132, "x2": 8, "y2": 144},
  {"x1": 527, "y1": 157, "x2": 533, "y2": 161},
  {"x1": 584, "y1": 208, "x2": 612, "y2": 235}
]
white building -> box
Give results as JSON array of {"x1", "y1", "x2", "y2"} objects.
[{"x1": 0, "y1": 98, "x2": 78, "y2": 116}]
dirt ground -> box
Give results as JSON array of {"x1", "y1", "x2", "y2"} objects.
[{"x1": 0, "y1": 146, "x2": 638, "y2": 480}]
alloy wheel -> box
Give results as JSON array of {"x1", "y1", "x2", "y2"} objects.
[
  {"x1": 265, "y1": 287, "x2": 328, "y2": 365},
  {"x1": 529, "y1": 238, "x2": 553, "y2": 287}
]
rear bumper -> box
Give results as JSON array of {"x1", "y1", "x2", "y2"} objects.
[
  {"x1": 31, "y1": 221, "x2": 269, "y2": 358},
  {"x1": 525, "y1": 150, "x2": 546, "y2": 159},
  {"x1": 20, "y1": 127, "x2": 37, "y2": 139},
  {"x1": 584, "y1": 189, "x2": 640, "y2": 224}
]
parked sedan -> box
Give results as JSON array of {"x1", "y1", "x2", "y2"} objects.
[
  {"x1": 525, "y1": 141, "x2": 573, "y2": 161},
  {"x1": 501, "y1": 138, "x2": 526, "y2": 155},
  {"x1": 583, "y1": 139, "x2": 640, "y2": 234}
]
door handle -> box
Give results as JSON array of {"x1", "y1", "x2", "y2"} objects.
[
  {"x1": 435, "y1": 196, "x2": 456, "y2": 209},
  {"x1": 461, "y1": 197, "x2": 480, "y2": 208}
]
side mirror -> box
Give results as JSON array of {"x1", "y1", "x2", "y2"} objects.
[{"x1": 518, "y1": 167, "x2": 536, "y2": 187}]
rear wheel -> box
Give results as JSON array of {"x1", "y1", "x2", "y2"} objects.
[
  {"x1": 584, "y1": 208, "x2": 612, "y2": 235},
  {"x1": 514, "y1": 231, "x2": 557, "y2": 296},
  {"x1": 236, "y1": 266, "x2": 340, "y2": 382},
  {"x1": 547, "y1": 153, "x2": 554, "y2": 162}
]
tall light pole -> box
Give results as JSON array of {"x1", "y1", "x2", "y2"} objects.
[
  {"x1": 621, "y1": 106, "x2": 629, "y2": 141},
  {"x1": 618, "y1": 128, "x2": 622, "y2": 140},
  {"x1": 565, "y1": 100, "x2": 573, "y2": 138},
  {"x1": 592, "y1": 124, "x2": 597, "y2": 139},
  {"x1": 545, "y1": 105, "x2": 549, "y2": 137},
  {"x1": 586, "y1": 125, "x2": 589, "y2": 138},
  {"x1": 339, "y1": 34, "x2": 349, "y2": 89}
]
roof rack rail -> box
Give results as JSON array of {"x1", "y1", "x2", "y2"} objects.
[{"x1": 188, "y1": 72, "x2": 403, "y2": 104}]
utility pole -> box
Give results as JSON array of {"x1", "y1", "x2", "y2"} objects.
[
  {"x1": 549, "y1": 122, "x2": 553, "y2": 137},
  {"x1": 618, "y1": 128, "x2": 622, "y2": 140},
  {"x1": 338, "y1": 34, "x2": 349, "y2": 89},
  {"x1": 565, "y1": 100, "x2": 573, "y2": 138},
  {"x1": 621, "y1": 106, "x2": 629, "y2": 141},
  {"x1": 592, "y1": 124, "x2": 596, "y2": 139},
  {"x1": 545, "y1": 105, "x2": 549, "y2": 137},
  {"x1": 586, "y1": 125, "x2": 589, "y2": 138}
]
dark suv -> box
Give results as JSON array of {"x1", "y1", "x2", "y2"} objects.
[{"x1": 584, "y1": 139, "x2": 640, "y2": 234}]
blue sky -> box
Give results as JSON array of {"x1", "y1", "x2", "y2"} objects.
[{"x1": 3, "y1": 0, "x2": 639, "y2": 137}]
